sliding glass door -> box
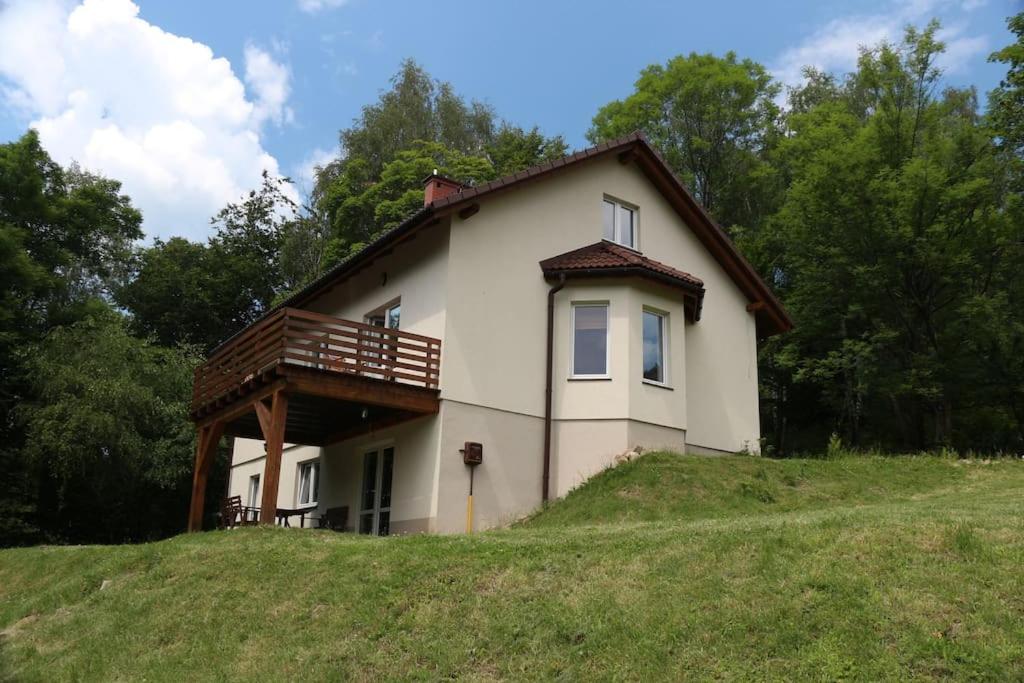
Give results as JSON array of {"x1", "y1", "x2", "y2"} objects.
[{"x1": 359, "y1": 447, "x2": 394, "y2": 536}]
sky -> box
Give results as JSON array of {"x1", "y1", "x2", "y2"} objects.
[{"x1": 0, "y1": 0, "x2": 1018, "y2": 242}]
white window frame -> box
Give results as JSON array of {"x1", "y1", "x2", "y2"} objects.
[
  {"x1": 641, "y1": 307, "x2": 670, "y2": 387},
  {"x1": 359, "y1": 445, "x2": 395, "y2": 536},
  {"x1": 296, "y1": 459, "x2": 320, "y2": 507},
  {"x1": 247, "y1": 474, "x2": 260, "y2": 508},
  {"x1": 363, "y1": 298, "x2": 402, "y2": 377},
  {"x1": 603, "y1": 197, "x2": 638, "y2": 250},
  {"x1": 570, "y1": 302, "x2": 611, "y2": 380}
]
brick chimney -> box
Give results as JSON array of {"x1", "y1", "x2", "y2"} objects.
[{"x1": 423, "y1": 170, "x2": 463, "y2": 206}]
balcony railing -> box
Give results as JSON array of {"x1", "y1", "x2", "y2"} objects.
[{"x1": 192, "y1": 307, "x2": 442, "y2": 413}]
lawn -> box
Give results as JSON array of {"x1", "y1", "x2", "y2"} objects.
[{"x1": 1, "y1": 453, "x2": 1023, "y2": 681}]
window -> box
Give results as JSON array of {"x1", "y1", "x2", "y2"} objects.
[
  {"x1": 359, "y1": 447, "x2": 394, "y2": 536},
  {"x1": 603, "y1": 198, "x2": 636, "y2": 249},
  {"x1": 365, "y1": 300, "x2": 401, "y2": 379},
  {"x1": 572, "y1": 303, "x2": 609, "y2": 377},
  {"x1": 297, "y1": 461, "x2": 320, "y2": 506},
  {"x1": 247, "y1": 474, "x2": 260, "y2": 508},
  {"x1": 366, "y1": 300, "x2": 401, "y2": 330},
  {"x1": 642, "y1": 309, "x2": 667, "y2": 384}
]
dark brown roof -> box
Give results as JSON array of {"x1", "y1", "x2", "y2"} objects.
[
  {"x1": 540, "y1": 241, "x2": 702, "y2": 287},
  {"x1": 209, "y1": 132, "x2": 791, "y2": 354},
  {"x1": 541, "y1": 241, "x2": 706, "y2": 320}
]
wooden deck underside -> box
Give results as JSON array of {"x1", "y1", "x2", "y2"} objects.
[{"x1": 193, "y1": 363, "x2": 440, "y2": 446}]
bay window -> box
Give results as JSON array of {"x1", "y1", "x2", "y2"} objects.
[
  {"x1": 642, "y1": 309, "x2": 667, "y2": 384},
  {"x1": 572, "y1": 303, "x2": 609, "y2": 378}
]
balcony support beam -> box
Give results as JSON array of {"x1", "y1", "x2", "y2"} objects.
[
  {"x1": 187, "y1": 419, "x2": 226, "y2": 532},
  {"x1": 259, "y1": 390, "x2": 289, "y2": 525}
]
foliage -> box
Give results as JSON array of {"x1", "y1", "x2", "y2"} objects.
[
  {"x1": 486, "y1": 123, "x2": 569, "y2": 177},
  {"x1": 118, "y1": 171, "x2": 300, "y2": 350},
  {"x1": 588, "y1": 51, "x2": 781, "y2": 230},
  {"x1": 320, "y1": 140, "x2": 497, "y2": 261},
  {"x1": 988, "y1": 12, "x2": 1024, "y2": 155},
  {"x1": 1, "y1": 453, "x2": 1023, "y2": 680},
  {"x1": 745, "y1": 22, "x2": 1024, "y2": 452},
  {"x1": 337, "y1": 58, "x2": 497, "y2": 178},
  {"x1": 0, "y1": 132, "x2": 143, "y2": 545},
  {"x1": 314, "y1": 59, "x2": 566, "y2": 262},
  {"x1": 18, "y1": 311, "x2": 201, "y2": 543}
]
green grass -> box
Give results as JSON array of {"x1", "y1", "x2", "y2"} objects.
[{"x1": 2, "y1": 453, "x2": 1023, "y2": 681}]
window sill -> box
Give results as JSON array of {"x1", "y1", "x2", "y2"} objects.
[
  {"x1": 642, "y1": 379, "x2": 673, "y2": 390},
  {"x1": 568, "y1": 376, "x2": 612, "y2": 381}
]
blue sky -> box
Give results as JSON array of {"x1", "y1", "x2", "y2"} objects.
[{"x1": 0, "y1": 0, "x2": 1017, "y2": 241}]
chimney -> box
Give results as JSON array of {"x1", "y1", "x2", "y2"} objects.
[{"x1": 423, "y1": 170, "x2": 463, "y2": 206}]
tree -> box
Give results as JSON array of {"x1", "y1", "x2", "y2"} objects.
[
  {"x1": 588, "y1": 51, "x2": 781, "y2": 230},
  {"x1": 0, "y1": 132, "x2": 143, "y2": 544},
  {"x1": 988, "y1": 12, "x2": 1024, "y2": 155},
  {"x1": 119, "y1": 171, "x2": 299, "y2": 349},
  {"x1": 755, "y1": 23, "x2": 1024, "y2": 451},
  {"x1": 116, "y1": 237, "x2": 232, "y2": 349},
  {"x1": 279, "y1": 209, "x2": 330, "y2": 296},
  {"x1": 321, "y1": 140, "x2": 496, "y2": 261},
  {"x1": 314, "y1": 60, "x2": 566, "y2": 264},
  {"x1": 486, "y1": 124, "x2": 569, "y2": 177},
  {"x1": 19, "y1": 311, "x2": 204, "y2": 543},
  {"x1": 338, "y1": 59, "x2": 497, "y2": 175}
]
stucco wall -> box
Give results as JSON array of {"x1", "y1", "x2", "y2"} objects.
[
  {"x1": 226, "y1": 438, "x2": 323, "y2": 528},
  {"x1": 551, "y1": 418, "x2": 688, "y2": 497},
  {"x1": 304, "y1": 221, "x2": 450, "y2": 345},
  {"x1": 433, "y1": 400, "x2": 545, "y2": 533},
  {"x1": 443, "y1": 154, "x2": 758, "y2": 452},
  {"x1": 318, "y1": 413, "x2": 441, "y2": 534}
]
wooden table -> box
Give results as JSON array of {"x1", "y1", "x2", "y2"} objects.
[{"x1": 275, "y1": 506, "x2": 318, "y2": 528}]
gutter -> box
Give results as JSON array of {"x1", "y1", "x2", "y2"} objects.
[{"x1": 542, "y1": 273, "x2": 566, "y2": 502}]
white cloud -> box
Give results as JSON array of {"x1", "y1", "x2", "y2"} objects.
[
  {"x1": 292, "y1": 145, "x2": 337, "y2": 196},
  {"x1": 0, "y1": 0, "x2": 298, "y2": 241},
  {"x1": 244, "y1": 43, "x2": 294, "y2": 126},
  {"x1": 297, "y1": 0, "x2": 348, "y2": 13},
  {"x1": 772, "y1": 0, "x2": 990, "y2": 91},
  {"x1": 936, "y1": 26, "x2": 989, "y2": 75}
]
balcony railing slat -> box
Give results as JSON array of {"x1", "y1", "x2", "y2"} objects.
[{"x1": 191, "y1": 308, "x2": 442, "y2": 412}]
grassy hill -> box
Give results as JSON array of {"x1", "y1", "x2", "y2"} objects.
[{"x1": 1, "y1": 453, "x2": 1023, "y2": 681}]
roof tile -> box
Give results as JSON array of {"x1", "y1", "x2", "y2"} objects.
[{"x1": 540, "y1": 241, "x2": 704, "y2": 290}]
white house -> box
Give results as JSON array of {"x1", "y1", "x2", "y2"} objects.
[{"x1": 187, "y1": 133, "x2": 792, "y2": 535}]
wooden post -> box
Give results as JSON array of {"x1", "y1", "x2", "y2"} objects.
[
  {"x1": 187, "y1": 420, "x2": 225, "y2": 532},
  {"x1": 259, "y1": 391, "x2": 289, "y2": 524}
]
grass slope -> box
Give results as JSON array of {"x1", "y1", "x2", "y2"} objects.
[{"x1": 1, "y1": 453, "x2": 1023, "y2": 681}]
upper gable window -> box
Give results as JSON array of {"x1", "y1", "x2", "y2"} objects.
[{"x1": 603, "y1": 198, "x2": 636, "y2": 249}]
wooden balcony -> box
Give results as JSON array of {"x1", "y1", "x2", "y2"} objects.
[
  {"x1": 191, "y1": 307, "x2": 441, "y2": 418},
  {"x1": 187, "y1": 308, "x2": 442, "y2": 531}
]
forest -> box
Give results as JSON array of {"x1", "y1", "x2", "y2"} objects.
[{"x1": 1, "y1": 17, "x2": 1022, "y2": 546}]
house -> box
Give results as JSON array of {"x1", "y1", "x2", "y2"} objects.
[{"x1": 187, "y1": 132, "x2": 792, "y2": 535}]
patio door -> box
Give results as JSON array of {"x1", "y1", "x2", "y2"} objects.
[
  {"x1": 359, "y1": 447, "x2": 394, "y2": 536},
  {"x1": 365, "y1": 302, "x2": 401, "y2": 377}
]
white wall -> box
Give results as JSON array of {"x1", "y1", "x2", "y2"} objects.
[
  {"x1": 433, "y1": 400, "x2": 545, "y2": 533},
  {"x1": 305, "y1": 221, "x2": 450, "y2": 344},
  {"x1": 226, "y1": 438, "x2": 323, "y2": 527},
  {"x1": 320, "y1": 413, "x2": 441, "y2": 534},
  {"x1": 442, "y1": 155, "x2": 760, "y2": 453}
]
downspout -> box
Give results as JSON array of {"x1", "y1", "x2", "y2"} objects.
[{"x1": 543, "y1": 272, "x2": 566, "y2": 502}]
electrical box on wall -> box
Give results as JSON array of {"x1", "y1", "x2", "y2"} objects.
[{"x1": 462, "y1": 441, "x2": 483, "y2": 466}]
